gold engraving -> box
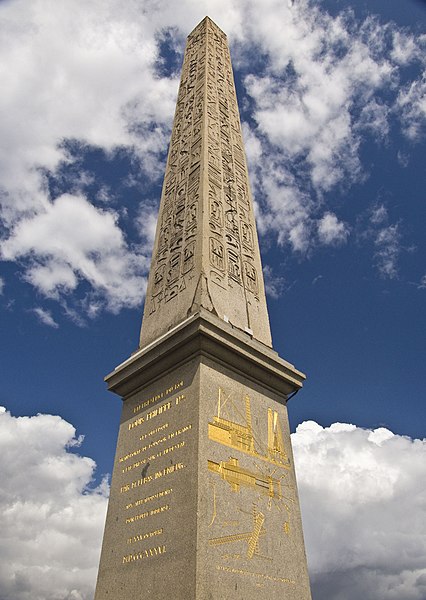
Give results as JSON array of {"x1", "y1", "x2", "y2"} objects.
[
  {"x1": 122, "y1": 441, "x2": 185, "y2": 474},
  {"x1": 207, "y1": 386, "x2": 295, "y2": 560},
  {"x1": 120, "y1": 463, "x2": 186, "y2": 494},
  {"x1": 122, "y1": 545, "x2": 166, "y2": 564},
  {"x1": 216, "y1": 565, "x2": 295, "y2": 585},
  {"x1": 125, "y1": 504, "x2": 170, "y2": 524},
  {"x1": 126, "y1": 528, "x2": 163, "y2": 545},
  {"x1": 120, "y1": 423, "x2": 192, "y2": 468},
  {"x1": 133, "y1": 380, "x2": 184, "y2": 414},
  {"x1": 209, "y1": 507, "x2": 266, "y2": 560},
  {"x1": 128, "y1": 399, "x2": 175, "y2": 431},
  {"x1": 208, "y1": 458, "x2": 283, "y2": 500},
  {"x1": 208, "y1": 389, "x2": 290, "y2": 469},
  {"x1": 125, "y1": 488, "x2": 173, "y2": 511}
]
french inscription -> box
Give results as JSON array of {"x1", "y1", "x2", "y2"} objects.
[
  {"x1": 126, "y1": 528, "x2": 164, "y2": 545},
  {"x1": 133, "y1": 380, "x2": 184, "y2": 415},
  {"x1": 125, "y1": 503, "x2": 170, "y2": 524},
  {"x1": 120, "y1": 463, "x2": 186, "y2": 494},
  {"x1": 122, "y1": 545, "x2": 166, "y2": 564},
  {"x1": 122, "y1": 441, "x2": 185, "y2": 474},
  {"x1": 125, "y1": 487, "x2": 173, "y2": 511},
  {"x1": 128, "y1": 394, "x2": 185, "y2": 431},
  {"x1": 216, "y1": 565, "x2": 296, "y2": 585}
]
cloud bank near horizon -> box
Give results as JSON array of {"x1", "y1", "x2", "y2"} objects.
[
  {"x1": 0, "y1": 407, "x2": 108, "y2": 600},
  {"x1": 0, "y1": 0, "x2": 425, "y2": 322},
  {"x1": 0, "y1": 407, "x2": 425, "y2": 600}
]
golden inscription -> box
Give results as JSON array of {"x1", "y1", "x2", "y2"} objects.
[
  {"x1": 126, "y1": 528, "x2": 163, "y2": 545},
  {"x1": 128, "y1": 394, "x2": 186, "y2": 431},
  {"x1": 128, "y1": 400, "x2": 172, "y2": 431},
  {"x1": 125, "y1": 504, "x2": 170, "y2": 524},
  {"x1": 126, "y1": 487, "x2": 173, "y2": 510},
  {"x1": 133, "y1": 380, "x2": 184, "y2": 414},
  {"x1": 122, "y1": 441, "x2": 185, "y2": 474},
  {"x1": 120, "y1": 463, "x2": 186, "y2": 494},
  {"x1": 119, "y1": 423, "x2": 192, "y2": 476},
  {"x1": 216, "y1": 565, "x2": 295, "y2": 585},
  {"x1": 139, "y1": 423, "x2": 169, "y2": 442},
  {"x1": 122, "y1": 545, "x2": 166, "y2": 564}
]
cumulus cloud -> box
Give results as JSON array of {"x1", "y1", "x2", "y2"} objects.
[
  {"x1": 0, "y1": 0, "x2": 179, "y2": 319},
  {"x1": 2, "y1": 409, "x2": 425, "y2": 600},
  {"x1": 1, "y1": 194, "x2": 148, "y2": 313},
  {"x1": 292, "y1": 421, "x2": 426, "y2": 600},
  {"x1": 238, "y1": 0, "x2": 424, "y2": 253},
  {"x1": 0, "y1": 0, "x2": 425, "y2": 315},
  {"x1": 0, "y1": 407, "x2": 108, "y2": 600},
  {"x1": 317, "y1": 212, "x2": 349, "y2": 246}
]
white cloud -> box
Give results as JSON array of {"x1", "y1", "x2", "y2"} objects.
[
  {"x1": 1, "y1": 194, "x2": 148, "y2": 313},
  {"x1": 374, "y1": 223, "x2": 401, "y2": 279},
  {"x1": 0, "y1": 276, "x2": 4, "y2": 295},
  {"x1": 292, "y1": 421, "x2": 426, "y2": 600},
  {"x1": 263, "y1": 264, "x2": 286, "y2": 299},
  {"x1": 32, "y1": 307, "x2": 59, "y2": 328},
  {"x1": 0, "y1": 0, "x2": 425, "y2": 313},
  {"x1": 417, "y1": 274, "x2": 426, "y2": 290},
  {"x1": 1, "y1": 408, "x2": 425, "y2": 600},
  {"x1": 0, "y1": 407, "x2": 108, "y2": 600},
  {"x1": 397, "y1": 70, "x2": 426, "y2": 141},
  {"x1": 238, "y1": 0, "x2": 424, "y2": 256},
  {"x1": 370, "y1": 203, "x2": 388, "y2": 225},
  {"x1": 317, "y1": 212, "x2": 349, "y2": 246},
  {"x1": 359, "y1": 203, "x2": 403, "y2": 279}
]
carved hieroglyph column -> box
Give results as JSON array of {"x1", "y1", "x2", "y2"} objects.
[
  {"x1": 95, "y1": 17, "x2": 312, "y2": 600},
  {"x1": 139, "y1": 16, "x2": 272, "y2": 348}
]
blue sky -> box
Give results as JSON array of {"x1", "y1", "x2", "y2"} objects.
[{"x1": 0, "y1": 1, "x2": 425, "y2": 599}]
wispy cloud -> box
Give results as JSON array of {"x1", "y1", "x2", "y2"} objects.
[
  {"x1": 397, "y1": 70, "x2": 426, "y2": 141},
  {"x1": 32, "y1": 307, "x2": 59, "y2": 328},
  {"x1": 359, "y1": 203, "x2": 403, "y2": 279},
  {"x1": 263, "y1": 264, "x2": 287, "y2": 299}
]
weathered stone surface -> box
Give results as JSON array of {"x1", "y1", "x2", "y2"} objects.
[
  {"x1": 139, "y1": 17, "x2": 272, "y2": 349},
  {"x1": 95, "y1": 16, "x2": 312, "y2": 600}
]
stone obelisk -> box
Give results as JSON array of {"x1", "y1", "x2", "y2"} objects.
[{"x1": 95, "y1": 16, "x2": 312, "y2": 600}]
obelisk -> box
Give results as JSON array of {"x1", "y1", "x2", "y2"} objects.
[{"x1": 95, "y1": 16, "x2": 312, "y2": 600}]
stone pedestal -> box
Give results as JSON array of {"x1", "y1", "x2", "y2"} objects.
[{"x1": 95, "y1": 311, "x2": 311, "y2": 599}]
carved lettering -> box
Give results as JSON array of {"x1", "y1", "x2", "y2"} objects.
[{"x1": 210, "y1": 238, "x2": 225, "y2": 271}]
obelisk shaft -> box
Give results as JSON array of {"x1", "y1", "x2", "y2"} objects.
[
  {"x1": 140, "y1": 17, "x2": 272, "y2": 348},
  {"x1": 96, "y1": 16, "x2": 311, "y2": 600}
]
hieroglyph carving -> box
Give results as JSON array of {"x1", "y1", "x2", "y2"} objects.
[
  {"x1": 205, "y1": 22, "x2": 259, "y2": 299},
  {"x1": 145, "y1": 18, "x2": 262, "y2": 323},
  {"x1": 147, "y1": 21, "x2": 207, "y2": 315}
]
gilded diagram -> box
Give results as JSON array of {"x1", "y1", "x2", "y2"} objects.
[{"x1": 207, "y1": 388, "x2": 294, "y2": 560}]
